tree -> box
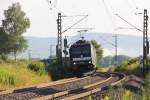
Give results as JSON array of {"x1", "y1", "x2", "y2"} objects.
[
  {"x1": 0, "y1": 27, "x2": 10, "y2": 60},
  {"x1": 2, "y1": 2, "x2": 30, "y2": 60},
  {"x1": 91, "y1": 40, "x2": 103, "y2": 64}
]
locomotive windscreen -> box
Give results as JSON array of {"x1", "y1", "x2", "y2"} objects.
[{"x1": 70, "y1": 44, "x2": 91, "y2": 58}]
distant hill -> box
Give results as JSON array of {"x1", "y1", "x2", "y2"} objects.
[
  {"x1": 18, "y1": 37, "x2": 57, "y2": 59},
  {"x1": 18, "y1": 32, "x2": 145, "y2": 59},
  {"x1": 100, "y1": 55, "x2": 131, "y2": 67}
]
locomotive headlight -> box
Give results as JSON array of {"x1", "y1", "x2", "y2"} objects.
[
  {"x1": 73, "y1": 62, "x2": 76, "y2": 65},
  {"x1": 88, "y1": 61, "x2": 91, "y2": 64}
]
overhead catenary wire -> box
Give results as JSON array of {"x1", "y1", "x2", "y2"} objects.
[
  {"x1": 115, "y1": 13, "x2": 143, "y2": 32},
  {"x1": 54, "y1": 0, "x2": 58, "y2": 8},
  {"x1": 122, "y1": 0, "x2": 139, "y2": 12},
  {"x1": 99, "y1": 35, "x2": 116, "y2": 47},
  {"x1": 62, "y1": 15, "x2": 88, "y2": 34},
  {"x1": 101, "y1": 0, "x2": 116, "y2": 31},
  {"x1": 101, "y1": 0, "x2": 142, "y2": 33},
  {"x1": 130, "y1": 0, "x2": 139, "y2": 9},
  {"x1": 124, "y1": 0, "x2": 135, "y2": 10},
  {"x1": 45, "y1": 0, "x2": 65, "y2": 15}
]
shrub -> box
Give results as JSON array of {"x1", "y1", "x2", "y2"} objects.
[
  {"x1": 114, "y1": 57, "x2": 141, "y2": 75},
  {"x1": 0, "y1": 54, "x2": 8, "y2": 61},
  {"x1": 27, "y1": 61, "x2": 46, "y2": 75},
  {"x1": 46, "y1": 60, "x2": 74, "y2": 81}
]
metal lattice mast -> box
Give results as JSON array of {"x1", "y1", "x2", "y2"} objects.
[
  {"x1": 143, "y1": 9, "x2": 149, "y2": 75},
  {"x1": 56, "y1": 12, "x2": 62, "y2": 65}
]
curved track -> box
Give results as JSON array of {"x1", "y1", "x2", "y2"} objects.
[
  {"x1": 58, "y1": 72, "x2": 126, "y2": 100},
  {"x1": 0, "y1": 73, "x2": 112, "y2": 100}
]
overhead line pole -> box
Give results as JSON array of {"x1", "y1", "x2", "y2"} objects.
[
  {"x1": 56, "y1": 12, "x2": 62, "y2": 66},
  {"x1": 56, "y1": 13, "x2": 88, "y2": 66},
  {"x1": 143, "y1": 9, "x2": 149, "y2": 76}
]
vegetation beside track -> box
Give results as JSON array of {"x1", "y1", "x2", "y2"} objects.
[
  {"x1": 46, "y1": 60, "x2": 74, "y2": 81},
  {"x1": 102, "y1": 88, "x2": 141, "y2": 100},
  {"x1": 0, "y1": 59, "x2": 51, "y2": 90},
  {"x1": 97, "y1": 56, "x2": 150, "y2": 76},
  {"x1": 97, "y1": 57, "x2": 150, "y2": 100},
  {"x1": 102, "y1": 74, "x2": 150, "y2": 100}
]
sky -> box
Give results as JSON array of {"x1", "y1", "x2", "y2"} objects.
[
  {"x1": 0, "y1": 0, "x2": 150, "y2": 38},
  {"x1": 0, "y1": 0, "x2": 149, "y2": 58}
]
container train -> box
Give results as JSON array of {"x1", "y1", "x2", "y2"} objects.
[{"x1": 69, "y1": 38, "x2": 97, "y2": 75}]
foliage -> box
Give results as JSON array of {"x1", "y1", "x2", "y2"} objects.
[
  {"x1": 103, "y1": 87, "x2": 140, "y2": 100},
  {"x1": 97, "y1": 67, "x2": 109, "y2": 73},
  {"x1": 27, "y1": 61, "x2": 46, "y2": 75},
  {"x1": 115, "y1": 57, "x2": 141, "y2": 75},
  {"x1": 0, "y1": 63, "x2": 51, "y2": 90},
  {"x1": 103, "y1": 96, "x2": 109, "y2": 100},
  {"x1": 46, "y1": 59, "x2": 73, "y2": 81},
  {"x1": 0, "y1": 54, "x2": 8, "y2": 61},
  {"x1": 91, "y1": 40, "x2": 103, "y2": 65},
  {"x1": 87, "y1": 95, "x2": 92, "y2": 100},
  {"x1": 1, "y1": 2, "x2": 30, "y2": 60},
  {"x1": 0, "y1": 69, "x2": 17, "y2": 86},
  {"x1": 142, "y1": 73, "x2": 150, "y2": 100},
  {"x1": 0, "y1": 28, "x2": 10, "y2": 58}
]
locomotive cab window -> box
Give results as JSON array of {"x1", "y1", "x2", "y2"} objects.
[{"x1": 70, "y1": 44, "x2": 91, "y2": 57}]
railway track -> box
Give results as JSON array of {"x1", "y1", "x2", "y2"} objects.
[
  {"x1": 34, "y1": 72, "x2": 125, "y2": 100},
  {"x1": 0, "y1": 73, "x2": 111, "y2": 100}
]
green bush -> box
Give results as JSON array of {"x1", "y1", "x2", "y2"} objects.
[
  {"x1": 46, "y1": 60, "x2": 74, "y2": 81},
  {"x1": 115, "y1": 57, "x2": 141, "y2": 75},
  {"x1": 0, "y1": 54, "x2": 8, "y2": 61},
  {"x1": 27, "y1": 61, "x2": 46, "y2": 75}
]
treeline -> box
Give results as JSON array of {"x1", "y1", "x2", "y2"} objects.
[{"x1": 0, "y1": 2, "x2": 30, "y2": 60}]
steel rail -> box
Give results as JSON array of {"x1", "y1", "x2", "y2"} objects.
[
  {"x1": 61, "y1": 73, "x2": 126, "y2": 100},
  {"x1": 32, "y1": 73, "x2": 112, "y2": 100},
  {"x1": 0, "y1": 76, "x2": 90, "y2": 95}
]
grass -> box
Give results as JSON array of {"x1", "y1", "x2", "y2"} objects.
[
  {"x1": 142, "y1": 73, "x2": 150, "y2": 100},
  {"x1": 97, "y1": 57, "x2": 150, "y2": 100},
  {"x1": 103, "y1": 73, "x2": 150, "y2": 100},
  {"x1": 103, "y1": 87, "x2": 142, "y2": 100},
  {"x1": 97, "y1": 67, "x2": 109, "y2": 73},
  {"x1": 0, "y1": 62, "x2": 51, "y2": 90},
  {"x1": 96, "y1": 66, "x2": 117, "y2": 73}
]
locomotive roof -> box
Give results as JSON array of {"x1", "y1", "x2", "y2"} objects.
[{"x1": 72, "y1": 39, "x2": 90, "y2": 45}]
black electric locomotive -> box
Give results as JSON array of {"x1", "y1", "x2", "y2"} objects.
[{"x1": 69, "y1": 38, "x2": 97, "y2": 75}]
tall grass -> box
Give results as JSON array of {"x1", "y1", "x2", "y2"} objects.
[
  {"x1": 103, "y1": 88, "x2": 142, "y2": 100},
  {"x1": 0, "y1": 69, "x2": 17, "y2": 86},
  {"x1": 142, "y1": 73, "x2": 150, "y2": 100},
  {"x1": 0, "y1": 62, "x2": 51, "y2": 90}
]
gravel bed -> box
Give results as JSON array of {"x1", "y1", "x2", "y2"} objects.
[
  {"x1": 54, "y1": 74, "x2": 120, "y2": 100},
  {"x1": 74, "y1": 74, "x2": 125, "y2": 100},
  {"x1": 0, "y1": 74, "x2": 107, "y2": 100}
]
